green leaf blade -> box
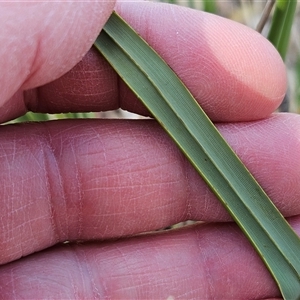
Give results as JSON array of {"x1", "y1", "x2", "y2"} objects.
[
  {"x1": 268, "y1": 0, "x2": 297, "y2": 60},
  {"x1": 94, "y1": 12, "x2": 300, "y2": 298}
]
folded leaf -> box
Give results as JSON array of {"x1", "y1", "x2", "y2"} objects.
[{"x1": 94, "y1": 12, "x2": 300, "y2": 298}]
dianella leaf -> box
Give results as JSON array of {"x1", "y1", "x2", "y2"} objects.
[{"x1": 94, "y1": 12, "x2": 300, "y2": 298}]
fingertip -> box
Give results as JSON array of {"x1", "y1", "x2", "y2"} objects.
[
  {"x1": 0, "y1": 1, "x2": 115, "y2": 107},
  {"x1": 202, "y1": 13, "x2": 287, "y2": 121},
  {"x1": 21, "y1": 1, "x2": 116, "y2": 90},
  {"x1": 116, "y1": 2, "x2": 287, "y2": 121}
]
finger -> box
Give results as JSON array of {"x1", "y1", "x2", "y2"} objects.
[
  {"x1": 1, "y1": 113, "x2": 300, "y2": 264},
  {"x1": 0, "y1": 0, "x2": 115, "y2": 121},
  {"x1": 2, "y1": 218, "x2": 299, "y2": 298},
  {"x1": 2, "y1": 2, "x2": 286, "y2": 122},
  {"x1": 115, "y1": 1, "x2": 286, "y2": 121}
]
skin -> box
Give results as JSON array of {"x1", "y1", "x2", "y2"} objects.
[{"x1": 0, "y1": 1, "x2": 298, "y2": 299}]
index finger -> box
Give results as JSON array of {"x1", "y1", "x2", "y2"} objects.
[{"x1": 1, "y1": 2, "x2": 286, "y2": 123}]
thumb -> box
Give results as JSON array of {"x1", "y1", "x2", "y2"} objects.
[{"x1": 0, "y1": 1, "x2": 115, "y2": 107}]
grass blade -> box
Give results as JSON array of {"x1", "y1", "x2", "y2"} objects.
[
  {"x1": 267, "y1": 0, "x2": 297, "y2": 60},
  {"x1": 94, "y1": 12, "x2": 300, "y2": 298}
]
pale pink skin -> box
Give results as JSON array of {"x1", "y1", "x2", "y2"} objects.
[{"x1": 0, "y1": 1, "x2": 297, "y2": 299}]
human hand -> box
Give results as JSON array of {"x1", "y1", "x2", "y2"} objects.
[{"x1": 0, "y1": 1, "x2": 299, "y2": 299}]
